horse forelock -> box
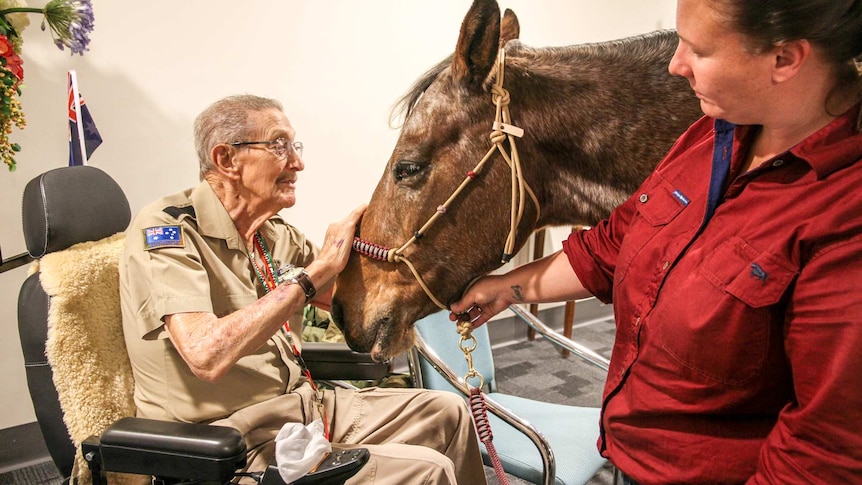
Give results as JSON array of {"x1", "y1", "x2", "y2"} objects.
[{"x1": 390, "y1": 54, "x2": 455, "y2": 128}]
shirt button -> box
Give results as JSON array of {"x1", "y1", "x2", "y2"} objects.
[
  {"x1": 639, "y1": 193, "x2": 649, "y2": 203},
  {"x1": 662, "y1": 261, "x2": 669, "y2": 270},
  {"x1": 772, "y1": 159, "x2": 784, "y2": 167}
]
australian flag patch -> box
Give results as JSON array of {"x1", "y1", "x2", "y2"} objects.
[{"x1": 143, "y1": 225, "x2": 184, "y2": 250}]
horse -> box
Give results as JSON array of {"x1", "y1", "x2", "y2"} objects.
[{"x1": 331, "y1": 0, "x2": 704, "y2": 361}]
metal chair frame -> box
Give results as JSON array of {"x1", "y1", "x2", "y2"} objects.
[{"x1": 408, "y1": 303, "x2": 611, "y2": 485}]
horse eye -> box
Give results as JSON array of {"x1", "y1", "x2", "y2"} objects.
[{"x1": 394, "y1": 161, "x2": 424, "y2": 182}]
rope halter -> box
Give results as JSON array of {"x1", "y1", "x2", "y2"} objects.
[{"x1": 352, "y1": 48, "x2": 540, "y2": 310}]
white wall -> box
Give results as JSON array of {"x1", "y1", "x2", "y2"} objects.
[{"x1": 0, "y1": 0, "x2": 677, "y2": 430}]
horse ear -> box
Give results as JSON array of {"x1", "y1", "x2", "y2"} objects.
[
  {"x1": 500, "y1": 8, "x2": 520, "y2": 44},
  {"x1": 452, "y1": 0, "x2": 501, "y2": 88}
]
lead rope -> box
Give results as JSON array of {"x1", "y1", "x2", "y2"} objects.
[{"x1": 457, "y1": 320, "x2": 510, "y2": 485}]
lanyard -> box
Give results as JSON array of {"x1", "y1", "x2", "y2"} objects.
[{"x1": 251, "y1": 232, "x2": 331, "y2": 440}]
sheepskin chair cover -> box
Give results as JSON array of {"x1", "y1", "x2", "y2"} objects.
[{"x1": 40, "y1": 232, "x2": 145, "y2": 485}]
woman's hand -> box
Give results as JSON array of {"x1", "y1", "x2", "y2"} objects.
[
  {"x1": 449, "y1": 250, "x2": 592, "y2": 328},
  {"x1": 449, "y1": 274, "x2": 511, "y2": 328}
]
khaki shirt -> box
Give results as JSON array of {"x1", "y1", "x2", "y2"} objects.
[{"x1": 119, "y1": 181, "x2": 317, "y2": 423}]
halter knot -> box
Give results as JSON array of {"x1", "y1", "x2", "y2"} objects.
[
  {"x1": 489, "y1": 132, "x2": 507, "y2": 144},
  {"x1": 457, "y1": 320, "x2": 474, "y2": 337},
  {"x1": 490, "y1": 84, "x2": 510, "y2": 106}
]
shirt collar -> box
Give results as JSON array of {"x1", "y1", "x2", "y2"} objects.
[
  {"x1": 792, "y1": 102, "x2": 862, "y2": 178},
  {"x1": 727, "y1": 102, "x2": 862, "y2": 179},
  {"x1": 190, "y1": 181, "x2": 282, "y2": 250}
]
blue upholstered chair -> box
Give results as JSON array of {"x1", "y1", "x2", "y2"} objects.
[{"x1": 408, "y1": 308, "x2": 610, "y2": 485}]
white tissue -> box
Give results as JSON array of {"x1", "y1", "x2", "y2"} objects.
[{"x1": 275, "y1": 419, "x2": 332, "y2": 483}]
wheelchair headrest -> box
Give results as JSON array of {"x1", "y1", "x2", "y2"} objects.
[{"x1": 22, "y1": 166, "x2": 131, "y2": 258}]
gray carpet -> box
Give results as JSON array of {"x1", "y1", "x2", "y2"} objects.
[
  {"x1": 483, "y1": 316, "x2": 615, "y2": 485},
  {"x1": 1, "y1": 316, "x2": 616, "y2": 485},
  {"x1": 493, "y1": 325, "x2": 613, "y2": 408},
  {"x1": 0, "y1": 461, "x2": 61, "y2": 485}
]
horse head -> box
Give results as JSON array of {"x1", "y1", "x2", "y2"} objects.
[{"x1": 332, "y1": 0, "x2": 702, "y2": 360}]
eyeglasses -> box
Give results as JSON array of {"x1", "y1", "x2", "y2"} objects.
[{"x1": 229, "y1": 137, "x2": 303, "y2": 159}]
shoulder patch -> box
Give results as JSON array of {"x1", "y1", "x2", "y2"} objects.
[
  {"x1": 143, "y1": 225, "x2": 185, "y2": 250},
  {"x1": 163, "y1": 205, "x2": 196, "y2": 220}
]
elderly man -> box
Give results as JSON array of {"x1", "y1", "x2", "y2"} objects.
[{"x1": 119, "y1": 94, "x2": 486, "y2": 484}]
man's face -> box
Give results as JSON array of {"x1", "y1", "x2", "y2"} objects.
[{"x1": 234, "y1": 108, "x2": 304, "y2": 213}]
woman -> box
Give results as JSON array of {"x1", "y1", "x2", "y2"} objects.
[{"x1": 451, "y1": 1, "x2": 862, "y2": 483}]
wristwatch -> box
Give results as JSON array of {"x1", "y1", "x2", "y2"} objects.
[{"x1": 279, "y1": 265, "x2": 316, "y2": 303}]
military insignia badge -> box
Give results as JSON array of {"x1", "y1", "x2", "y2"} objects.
[{"x1": 143, "y1": 225, "x2": 185, "y2": 250}]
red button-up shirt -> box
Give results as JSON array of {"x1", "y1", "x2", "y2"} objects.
[{"x1": 563, "y1": 105, "x2": 862, "y2": 484}]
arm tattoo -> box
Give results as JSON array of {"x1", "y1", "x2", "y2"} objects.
[{"x1": 511, "y1": 285, "x2": 524, "y2": 302}]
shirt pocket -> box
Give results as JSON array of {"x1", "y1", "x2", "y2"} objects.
[
  {"x1": 616, "y1": 174, "x2": 687, "y2": 283},
  {"x1": 661, "y1": 236, "x2": 797, "y2": 386},
  {"x1": 636, "y1": 176, "x2": 687, "y2": 227},
  {"x1": 702, "y1": 236, "x2": 798, "y2": 308}
]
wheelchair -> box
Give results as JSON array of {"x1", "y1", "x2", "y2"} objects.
[{"x1": 18, "y1": 165, "x2": 387, "y2": 484}]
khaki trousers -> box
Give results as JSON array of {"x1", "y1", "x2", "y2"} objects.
[{"x1": 212, "y1": 383, "x2": 487, "y2": 485}]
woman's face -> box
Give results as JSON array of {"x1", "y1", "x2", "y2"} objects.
[{"x1": 669, "y1": 0, "x2": 777, "y2": 125}]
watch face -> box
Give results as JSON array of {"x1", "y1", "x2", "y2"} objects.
[
  {"x1": 284, "y1": 266, "x2": 304, "y2": 279},
  {"x1": 278, "y1": 265, "x2": 304, "y2": 283}
]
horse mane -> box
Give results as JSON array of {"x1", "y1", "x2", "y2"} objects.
[
  {"x1": 389, "y1": 30, "x2": 679, "y2": 128},
  {"x1": 514, "y1": 29, "x2": 678, "y2": 63}
]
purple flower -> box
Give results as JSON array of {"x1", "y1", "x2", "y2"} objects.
[
  {"x1": 44, "y1": 0, "x2": 94, "y2": 55},
  {"x1": 0, "y1": 0, "x2": 97, "y2": 170}
]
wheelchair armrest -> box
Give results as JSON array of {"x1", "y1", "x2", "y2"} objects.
[
  {"x1": 301, "y1": 342, "x2": 390, "y2": 381},
  {"x1": 81, "y1": 416, "x2": 246, "y2": 484}
]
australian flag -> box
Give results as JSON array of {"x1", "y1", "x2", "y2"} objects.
[{"x1": 68, "y1": 72, "x2": 102, "y2": 166}]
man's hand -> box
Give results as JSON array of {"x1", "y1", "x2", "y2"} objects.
[{"x1": 308, "y1": 204, "x2": 367, "y2": 290}]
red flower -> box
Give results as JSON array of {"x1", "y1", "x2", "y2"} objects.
[{"x1": 0, "y1": 35, "x2": 23, "y2": 83}]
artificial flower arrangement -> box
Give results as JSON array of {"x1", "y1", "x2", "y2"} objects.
[{"x1": 0, "y1": 0, "x2": 94, "y2": 171}]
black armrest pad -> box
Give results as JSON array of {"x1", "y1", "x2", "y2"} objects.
[
  {"x1": 95, "y1": 417, "x2": 246, "y2": 482},
  {"x1": 302, "y1": 342, "x2": 390, "y2": 381}
]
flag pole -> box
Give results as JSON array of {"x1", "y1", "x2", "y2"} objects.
[{"x1": 69, "y1": 70, "x2": 88, "y2": 166}]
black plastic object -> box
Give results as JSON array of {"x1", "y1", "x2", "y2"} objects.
[
  {"x1": 262, "y1": 448, "x2": 371, "y2": 485},
  {"x1": 302, "y1": 342, "x2": 391, "y2": 381},
  {"x1": 90, "y1": 417, "x2": 247, "y2": 483}
]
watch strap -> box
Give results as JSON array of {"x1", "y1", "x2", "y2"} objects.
[{"x1": 291, "y1": 271, "x2": 316, "y2": 303}]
